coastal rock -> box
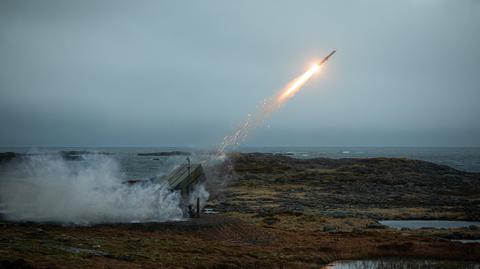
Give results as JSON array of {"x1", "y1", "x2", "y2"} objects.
[
  {"x1": 323, "y1": 211, "x2": 350, "y2": 218},
  {"x1": 137, "y1": 151, "x2": 191, "y2": 156},
  {"x1": 0, "y1": 152, "x2": 18, "y2": 163},
  {"x1": 352, "y1": 227, "x2": 364, "y2": 233},
  {"x1": 367, "y1": 223, "x2": 387, "y2": 229},
  {"x1": 58, "y1": 150, "x2": 112, "y2": 161},
  {"x1": 263, "y1": 217, "x2": 280, "y2": 225},
  {"x1": 469, "y1": 225, "x2": 479, "y2": 230},
  {"x1": 323, "y1": 225, "x2": 336, "y2": 232},
  {"x1": 0, "y1": 259, "x2": 35, "y2": 269}
]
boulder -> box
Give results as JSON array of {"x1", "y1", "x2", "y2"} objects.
[{"x1": 323, "y1": 225, "x2": 336, "y2": 232}]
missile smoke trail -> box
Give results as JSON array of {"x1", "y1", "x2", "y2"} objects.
[{"x1": 217, "y1": 51, "x2": 335, "y2": 155}]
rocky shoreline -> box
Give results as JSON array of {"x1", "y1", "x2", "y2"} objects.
[{"x1": 210, "y1": 153, "x2": 480, "y2": 221}]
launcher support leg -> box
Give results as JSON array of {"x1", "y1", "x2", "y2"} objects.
[{"x1": 196, "y1": 197, "x2": 200, "y2": 218}]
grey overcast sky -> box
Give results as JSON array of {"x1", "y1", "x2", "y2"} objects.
[{"x1": 1, "y1": 0, "x2": 479, "y2": 147}]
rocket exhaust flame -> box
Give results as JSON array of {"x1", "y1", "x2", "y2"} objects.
[
  {"x1": 277, "y1": 64, "x2": 322, "y2": 102},
  {"x1": 217, "y1": 51, "x2": 336, "y2": 155}
]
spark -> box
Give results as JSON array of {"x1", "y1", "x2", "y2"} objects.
[{"x1": 216, "y1": 60, "x2": 327, "y2": 156}]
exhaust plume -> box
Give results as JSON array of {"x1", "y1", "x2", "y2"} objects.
[
  {"x1": 217, "y1": 60, "x2": 328, "y2": 155},
  {"x1": 0, "y1": 154, "x2": 184, "y2": 225}
]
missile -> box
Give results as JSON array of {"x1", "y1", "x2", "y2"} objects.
[{"x1": 318, "y1": 50, "x2": 336, "y2": 65}]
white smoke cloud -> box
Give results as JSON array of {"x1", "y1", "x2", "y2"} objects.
[
  {"x1": 188, "y1": 183, "x2": 210, "y2": 209},
  {"x1": 0, "y1": 154, "x2": 184, "y2": 225}
]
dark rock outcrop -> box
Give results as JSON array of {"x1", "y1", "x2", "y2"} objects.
[
  {"x1": 0, "y1": 152, "x2": 19, "y2": 163},
  {"x1": 137, "y1": 151, "x2": 191, "y2": 157}
]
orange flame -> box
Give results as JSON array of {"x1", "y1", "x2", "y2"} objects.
[{"x1": 277, "y1": 64, "x2": 322, "y2": 103}]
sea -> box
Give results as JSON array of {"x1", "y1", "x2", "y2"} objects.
[{"x1": 1, "y1": 147, "x2": 480, "y2": 180}]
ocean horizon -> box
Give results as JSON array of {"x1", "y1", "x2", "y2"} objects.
[{"x1": 2, "y1": 146, "x2": 480, "y2": 173}]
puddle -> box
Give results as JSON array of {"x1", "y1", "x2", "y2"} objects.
[
  {"x1": 451, "y1": 239, "x2": 480, "y2": 244},
  {"x1": 203, "y1": 208, "x2": 219, "y2": 214},
  {"x1": 63, "y1": 246, "x2": 107, "y2": 256},
  {"x1": 324, "y1": 258, "x2": 480, "y2": 269},
  {"x1": 379, "y1": 220, "x2": 480, "y2": 229}
]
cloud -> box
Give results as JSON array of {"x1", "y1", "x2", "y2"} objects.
[{"x1": 1, "y1": 0, "x2": 479, "y2": 146}]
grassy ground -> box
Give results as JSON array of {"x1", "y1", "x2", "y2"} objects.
[{"x1": 1, "y1": 217, "x2": 478, "y2": 268}]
